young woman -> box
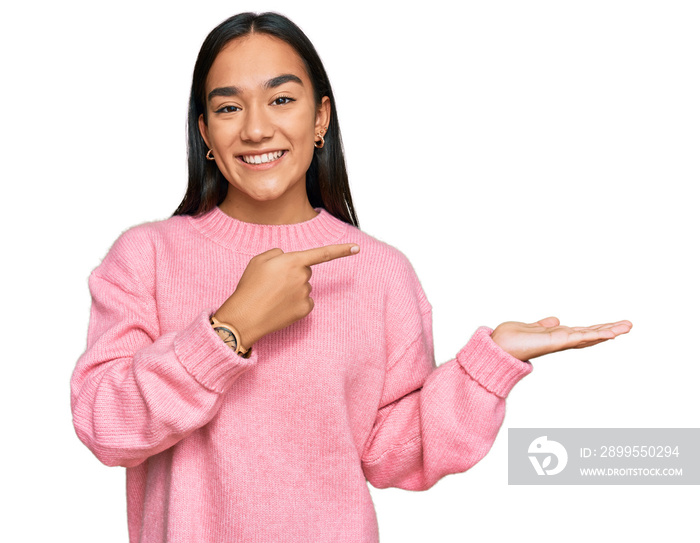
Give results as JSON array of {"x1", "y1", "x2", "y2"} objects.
[{"x1": 71, "y1": 12, "x2": 632, "y2": 542}]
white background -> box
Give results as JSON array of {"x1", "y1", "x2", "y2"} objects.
[{"x1": 1, "y1": 1, "x2": 698, "y2": 541}]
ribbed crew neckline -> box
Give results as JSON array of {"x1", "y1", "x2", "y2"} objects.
[{"x1": 187, "y1": 206, "x2": 349, "y2": 255}]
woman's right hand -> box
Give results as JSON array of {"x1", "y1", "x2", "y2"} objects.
[{"x1": 213, "y1": 243, "x2": 359, "y2": 349}]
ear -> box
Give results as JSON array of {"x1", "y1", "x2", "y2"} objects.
[
  {"x1": 314, "y1": 96, "x2": 331, "y2": 135},
  {"x1": 198, "y1": 114, "x2": 211, "y2": 149}
]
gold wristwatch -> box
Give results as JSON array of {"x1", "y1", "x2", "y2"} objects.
[{"x1": 210, "y1": 316, "x2": 252, "y2": 358}]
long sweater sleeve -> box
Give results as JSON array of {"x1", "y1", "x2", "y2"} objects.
[
  {"x1": 361, "y1": 323, "x2": 531, "y2": 490},
  {"x1": 70, "y1": 228, "x2": 256, "y2": 468},
  {"x1": 361, "y1": 255, "x2": 532, "y2": 491}
]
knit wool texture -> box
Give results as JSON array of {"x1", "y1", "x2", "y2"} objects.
[{"x1": 71, "y1": 207, "x2": 533, "y2": 542}]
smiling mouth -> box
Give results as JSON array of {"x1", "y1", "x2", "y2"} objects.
[{"x1": 239, "y1": 150, "x2": 286, "y2": 165}]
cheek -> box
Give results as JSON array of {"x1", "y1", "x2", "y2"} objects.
[
  {"x1": 287, "y1": 105, "x2": 318, "y2": 142},
  {"x1": 207, "y1": 122, "x2": 235, "y2": 149},
  {"x1": 298, "y1": 144, "x2": 315, "y2": 171},
  {"x1": 287, "y1": 120, "x2": 316, "y2": 167}
]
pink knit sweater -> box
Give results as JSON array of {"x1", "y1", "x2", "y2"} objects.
[{"x1": 71, "y1": 207, "x2": 532, "y2": 542}]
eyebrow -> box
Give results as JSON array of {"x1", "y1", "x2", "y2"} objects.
[{"x1": 207, "y1": 73, "x2": 303, "y2": 102}]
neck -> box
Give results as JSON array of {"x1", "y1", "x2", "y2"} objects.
[{"x1": 218, "y1": 188, "x2": 318, "y2": 225}]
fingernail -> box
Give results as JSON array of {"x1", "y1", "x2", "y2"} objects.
[{"x1": 350, "y1": 245, "x2": 360, "y2": 254}]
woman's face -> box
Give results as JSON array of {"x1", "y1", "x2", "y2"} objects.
[{"x1": 199, "y1": 33, "x2": 329, "y2": 217}]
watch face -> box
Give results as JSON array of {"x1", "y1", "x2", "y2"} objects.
[{"x1": 214, "y1": 326, "x2": 238, "y2": 350}]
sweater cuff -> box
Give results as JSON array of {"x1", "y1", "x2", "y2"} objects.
[
  {"x1": 174, "y1": 311, "x2": 257, "y2": 393},
  {"x1": 457, "y1": 326, "x2": 532, "y2": 398}
]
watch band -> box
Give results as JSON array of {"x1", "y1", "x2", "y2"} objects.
[{"x1": 210, "y1": 316, "x2": 252, "y2": 358}]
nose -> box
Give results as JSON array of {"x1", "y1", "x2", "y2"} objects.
[{"x1": 240, "y1": 103, "x2": 273, "y2": 143}]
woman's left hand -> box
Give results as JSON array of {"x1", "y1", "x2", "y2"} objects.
[{"x1": 490, "y1": 317, "x2": 633, "y2": 361}]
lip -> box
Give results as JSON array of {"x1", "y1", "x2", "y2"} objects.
[{"x1": 236, "y1": 149, "x2": 287, "y2": 170}]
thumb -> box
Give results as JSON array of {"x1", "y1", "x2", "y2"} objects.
[{"x1": 536, "y1": 316, "x2": 560, "y2": 328}]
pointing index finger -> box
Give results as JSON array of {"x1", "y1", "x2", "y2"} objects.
[{"x1": 292, "y1": 243, "x2": 360, "y2": 266}]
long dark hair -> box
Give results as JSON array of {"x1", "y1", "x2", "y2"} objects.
[{"x1": 174, "y1": 12, "x2": 359, "y2": 228}]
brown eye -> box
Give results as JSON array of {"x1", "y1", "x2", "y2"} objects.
[
  {"x1": 272, "y1": 96, "x2": 295, "y2": 106},
  {"x1": 216, "y1": 105, "x2": 240, "y2": 113}
]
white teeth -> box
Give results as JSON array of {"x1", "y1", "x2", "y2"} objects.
[{"x1": 242, "y1": 150, "x2": 284, "y2": 164}]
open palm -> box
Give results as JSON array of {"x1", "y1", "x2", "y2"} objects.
[{"x1": 490, "y1": 317, "x2": 633, "y2": 361}]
